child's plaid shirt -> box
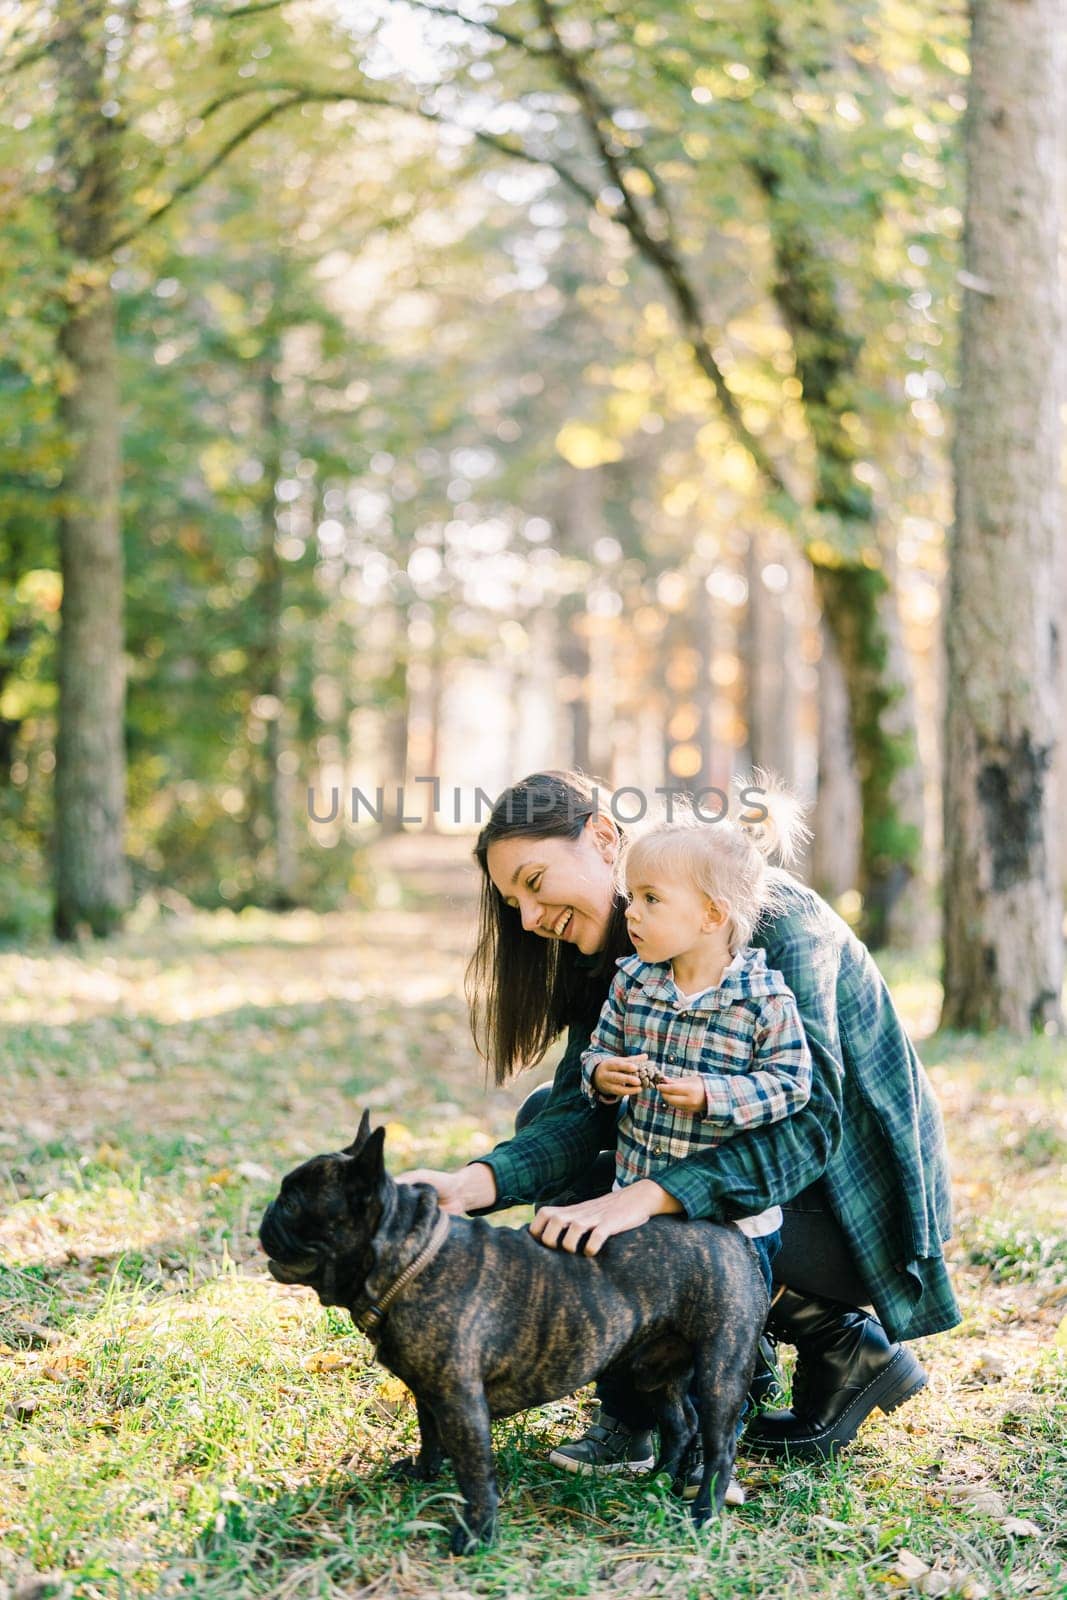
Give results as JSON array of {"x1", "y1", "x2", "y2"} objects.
[{"x1": 581, "y1": 946, "x2": 813, "y2": 1191}]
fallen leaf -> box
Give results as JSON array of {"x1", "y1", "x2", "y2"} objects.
[
  {"x1": 4, "y1": 1321, "x2": 60, "y2": 1350},
  {"x1": 919, "y1": 1570, "x2": 988, "y2": 1600},
  {"x1": 377, "y1": 1376, "x2": 409, "y2": 1404},
  {"x1": 92, "y1": 1142, "x2": 128, "y2": 1170},
  {"x1": 4, "y1": 1397, "x2": 39, "y2": 1421},
  {"x1": 39, "y1": 1355, "x2": 87, "y2": 1382},
  {"x1": 812, "y1": 1515, "x2": 853, "y2": 1536},
  {"x1": 301, "y1": 1351, "x2": 357, "y2": 1373},
  {"x1": 971, "y1": 1351, "x2": 1007, "y2": 1383},
  {"x1": 948, "y1": 1485, "x2": 1006, "y2": 1517},
  {"x1": 235, "y1": 1160, "x2": 273, "y2": 1183},
  {"x1": 12, "y1": 1575, "x2": 74, "y2": 1600},
  {"x1": 895, "y1": 1549, "x2": 931, "y2": 1581}
]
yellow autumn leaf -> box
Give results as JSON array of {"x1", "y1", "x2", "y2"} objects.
[
  {"x1": 302, "y1": 1351, "x2": 357, "y2": 1373},
  {"x1": 93, "y1": 1143, "x2": 128, "y2": 1170},
  {"x1": 42, "y1": 1355, "x2": 88, "y2": 1381},
  {"x1": 377, "y1": 1376, "x2": 410, "y2": 1404}
]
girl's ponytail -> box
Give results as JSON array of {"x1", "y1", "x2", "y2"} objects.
[{"x1": 737, "y1": 768, "x2": 811, "y2": 868}]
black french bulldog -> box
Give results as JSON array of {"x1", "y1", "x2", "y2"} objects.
[{"x1": 259, "y1": 1112, "x2": 769, "y2": 1554}]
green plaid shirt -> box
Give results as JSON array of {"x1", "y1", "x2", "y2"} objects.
[{"x1": 474, "y1": 874, "x2": 959, "y2": 1342}]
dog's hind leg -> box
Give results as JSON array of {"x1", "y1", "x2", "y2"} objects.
[
  {"x1": 430, "y1": 1388, "x2": 499, "y2": 1555},
  {"x1": 385, "y1": 1396, "x2": 446, "y2": 1482},
  {"x1": 652, "y1": 1380, "x2": 697, "y2": 1484},
  {"x1": 688, "y1": 1344, "x2": 749, "y2": 1527}
]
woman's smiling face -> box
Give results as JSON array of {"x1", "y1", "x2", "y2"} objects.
[{"x1": 485, "y1": 816, "x2": 619, "y2": 955}]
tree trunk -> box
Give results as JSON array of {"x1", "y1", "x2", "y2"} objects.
[
  {"x1": 742, "y1": 531, "x2": 798, "y2": 780},
  {"x1": 809, "y1": 564, "x2": 924, "y2": 948},
  {"x1": 52, "y1": 2, "x2": 129, "y2": 938},
  {"x1": 380, "y1": 616, "x2": 411, "y2": 835},
  {"x1": 558, "y1": 602, "x2": 591, "y2": 774},
  {"x1": 249, "y1": 343, "x2": 298, "y2": 905},
  {"x1": 751, "y1": 6, "x2": 926, "y2": 949},
  {"x1": 941, "y1": 0, "x2": 1064, "y2": 1031},
  {"x1": 556, "y1": 469, "x2": 600, "y2": 773},
  {"x1": 691, "y1": 574, "x2": 714, "y2": 794},
  {"x1": 0, "y1": 621, "x2": 32, "y2": 786},
  {"x1": 742, "y1": 531, "x2": 770, "y2": 773},
  {"x1": 812, "y1": 621, "x2": 861, "y2": 902},
  {"x1": 422, "y1": 608, "x2": 445, "y2": 833}
]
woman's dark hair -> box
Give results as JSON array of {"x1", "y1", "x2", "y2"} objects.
[{"x1": 466, "y1": 770, "x2": 631, "y2": 1085}]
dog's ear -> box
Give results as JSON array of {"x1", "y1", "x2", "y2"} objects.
[
  {"x1": 345, "y1": 1124, "x2": 386, "y2": 1189},
  {"x1": 342, "y1": 1110, "x2": 372, "y2": 1158}
]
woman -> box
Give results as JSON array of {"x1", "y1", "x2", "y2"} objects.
[{"x1": 402, "y1": 770, "x2": 958, "y2": 1468}]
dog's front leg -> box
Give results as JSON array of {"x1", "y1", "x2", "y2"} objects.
[
  {"x1": 430, "y1": 1390, "x2": 498, "y2": 1555},
  {"x1": 385, "y1": 1396, "x2": 446, "y2": 1482}
]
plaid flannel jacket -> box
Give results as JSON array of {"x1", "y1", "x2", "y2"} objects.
[
  {"x1": 580, "y1": 948, "x2": 812, "y2": 1190},
  {"x1": 474, "y1": 873, "x2": 959, "y2": 1341}
]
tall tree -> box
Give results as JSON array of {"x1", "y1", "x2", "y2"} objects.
[
  {"x1": 941, "y1": 0, "x2": 1064, "y2": 1031},
  {"x1": 51, "y1": 0, "x2": 128, "y2": 935},
  {"x1": 7, "y1": 0, "x2": 348, "y2": 934},
  {"x1": 751, "y1": 0, "x2": 926, "y2": 946}
]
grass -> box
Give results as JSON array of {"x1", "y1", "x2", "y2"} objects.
[{"x1": 1, "y1": 886, "x2": 1065, "y2": 1600}]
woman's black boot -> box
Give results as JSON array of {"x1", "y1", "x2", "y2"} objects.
[{"x1": 744, "y1": 1288, "x2": 927, "y2": 1461}]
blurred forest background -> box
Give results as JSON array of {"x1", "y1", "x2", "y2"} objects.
[{"x1": 1, "y1": 0, "x2": 1064, "y2": 1028}]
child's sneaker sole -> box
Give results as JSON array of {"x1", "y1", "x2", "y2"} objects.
[
  {"x1": 681, "y1": 1473, "x2": 745, "y2": 1506},
  {"x1": 548, "y1": 1448, "x2": 655, "y2": 1474}
]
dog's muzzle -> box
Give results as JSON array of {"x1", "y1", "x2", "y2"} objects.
[{"x1": 260, "y1": 1200, "x2": 322, "y2": 1282}]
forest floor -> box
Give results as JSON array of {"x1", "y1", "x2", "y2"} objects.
[{"x1": 1, "y1": 834, "x2": 1065, "y2": 1600}]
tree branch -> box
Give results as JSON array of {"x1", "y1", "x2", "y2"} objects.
[
  {"x1": 0, "y1": 34, "x2": 58, "y2": 81},
  {"x1": 106, "y1": 94, "x2": 310, "y2": 251},
  {"x1": 397, "y1": 0, "x2": 554, "y2": 57},
  {"x1": 107, "y1": 82, "x2": 601, "y2": 253},
  {"x1": 193, "y1": 0, "x2": 296, "y2": 19},
  {"x1": 532, "y1": 0, "x2": 795, "y2": 504}
]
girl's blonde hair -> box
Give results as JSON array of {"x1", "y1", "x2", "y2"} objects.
[{"x1": 621, "y1": 772, "x2": 810, "y2": 953}]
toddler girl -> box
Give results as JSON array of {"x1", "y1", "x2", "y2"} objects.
[{"x1": 580, "y1": 778, "x2": 813, "y2": 1290}]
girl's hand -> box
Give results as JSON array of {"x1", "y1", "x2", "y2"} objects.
[
  {"x1": 592, "y1": 1054, "x2": 647, "y2": 1098},
  {"x1": 529, "y1": 1179, "x2": 683, "y2": 1256},
  {"x1": 394, "y1": 1165, "x2": 496, "y2": 1214},
  {"x1": 656, "y1": 1074, "x2": 706, "y2": 1113}
]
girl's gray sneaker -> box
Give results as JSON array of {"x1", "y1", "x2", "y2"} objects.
[
  {"x1": 548, "y1": 1408, "x2": 655, "y2": 1473},
  {"x1": 678, "y1": 1435, "x2": 745, "y2": 1505}
]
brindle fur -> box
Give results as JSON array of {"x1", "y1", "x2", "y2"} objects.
[{"x1": 259, "y1": 1112, "x2": 769, "y2": 1555}]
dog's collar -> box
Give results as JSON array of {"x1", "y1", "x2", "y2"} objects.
[{"x1": 354, "y1": 1212, "x2": 451, "y2": 1340}]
